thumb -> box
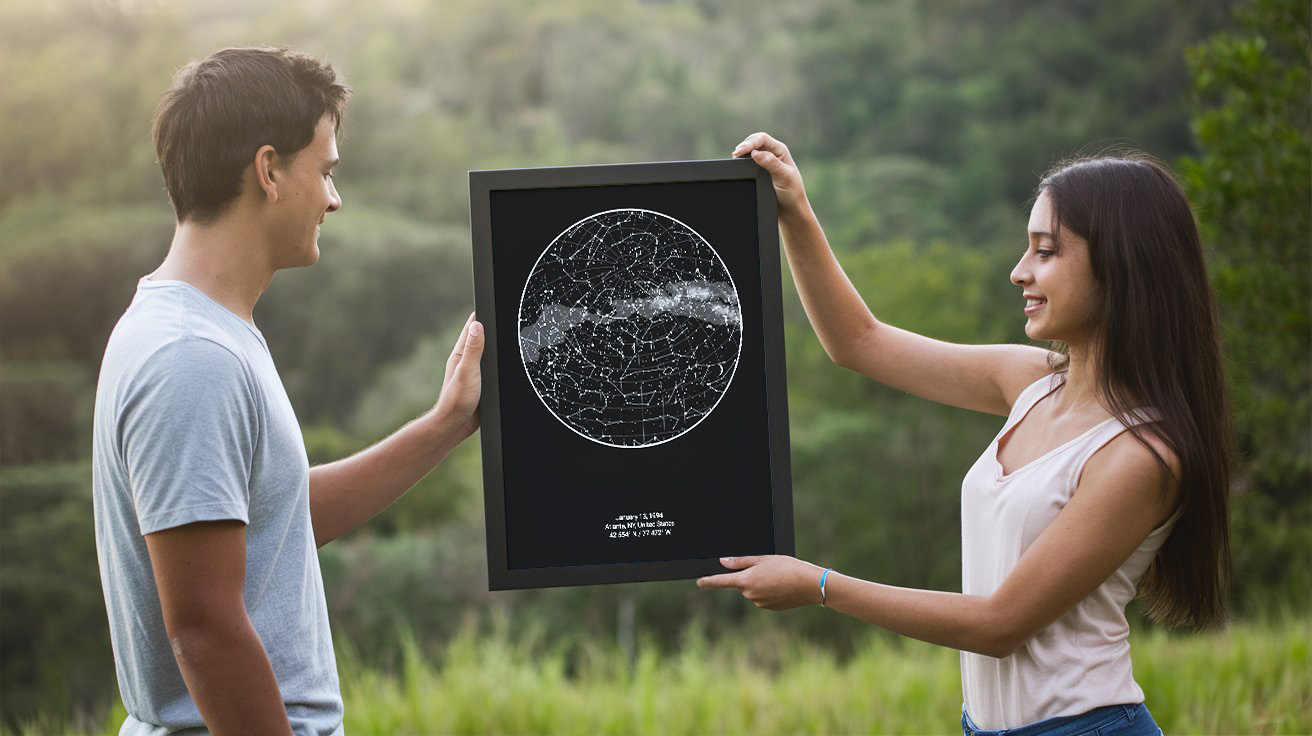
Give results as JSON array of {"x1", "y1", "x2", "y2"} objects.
[
  {"x1": 719, "y1": 555, "x2": 763, "y2": 570},
  {"x1": 457, "y1": 320, "x2": 484, "y2": 375},
  {"x1": 750, "y1": 148, "x2": 790, "y2": 177}
]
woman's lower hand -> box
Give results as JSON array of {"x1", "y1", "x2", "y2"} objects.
[
  {"x1": 697, "y1": 555, "x2": 827, "y2": 610},
  {"x1": 732, "y1": 132, "x2": 809, "y2": 217}
]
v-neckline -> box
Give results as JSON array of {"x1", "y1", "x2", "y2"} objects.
[{"x1": 993, "y1": 383, "x2": 1117, "y2": 481}]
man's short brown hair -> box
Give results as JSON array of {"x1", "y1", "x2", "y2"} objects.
[{"x1": 152, "y1": 47, "x2": 350, "y2": 223}]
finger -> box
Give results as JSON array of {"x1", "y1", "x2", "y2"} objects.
[
  {"x1": 445, "y1": 312, "x2": 475, "y2": 378},
  {"x1": 696, "y1": 572, "x2": 745, "y2": 589},
  {"x1": 749, "y1": 149, "x2": 793, "y2": 179},
  {"x1": 454, "y1": 319, "x2": 484, "y2": 378},
  {"x1": 733, "y1": 132, "x2": 789, "y2": 161},
  {"x1": 734, "y1": 131, "x2": 777, "y2": 154},
  {"x1": 719, "y1": 555, "x2": 764, "y2": 570}
]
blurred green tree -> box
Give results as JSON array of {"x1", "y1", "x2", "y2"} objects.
[{"x1": 1181, "y1": 0, "x2": 1312, "y2": 613}]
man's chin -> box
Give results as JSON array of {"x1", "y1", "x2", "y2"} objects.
[{"x1": 297, "y1": 242, "x2": 321, "y2": 268}]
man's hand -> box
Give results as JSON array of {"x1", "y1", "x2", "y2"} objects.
[
  {"x1": 310, "y1": 311, "x2": 485, "y2": 545},
  {"x1": 697, "y1": 555, "x2": 827, "y2": 610},
  {"x1": 732, "y1": 132, "x2": 809, "y2": 217},
  {"x1": 146, "y1": 521, "x2": 292, "y2": 735},
  {"x1": 434, "y1": 311, "x2": 484, "y2": 440}
]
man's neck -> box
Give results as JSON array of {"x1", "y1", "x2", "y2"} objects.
[{"x1": 150, "y1": 216, "x2": 275, "y2": 323}]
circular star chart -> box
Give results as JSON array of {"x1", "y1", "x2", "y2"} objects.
[{"x1": 518, "y1": 208, "x2": 743, "y2": 448}]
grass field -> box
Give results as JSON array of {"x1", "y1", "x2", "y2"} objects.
[{"x1": 14, "y1": 616, "x2": 1310, "y2": 735}]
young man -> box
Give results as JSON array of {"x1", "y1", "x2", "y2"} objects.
[{"x1": 91, "y1": 47, "x2": 483, "y2": 735}]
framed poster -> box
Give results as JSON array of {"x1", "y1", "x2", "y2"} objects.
[{"x1": 469, "y1": 158, "x2": 793, "y2": 590}]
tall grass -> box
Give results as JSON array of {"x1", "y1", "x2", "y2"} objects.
[
  {"x1": 336, "y1": 617, "x2": 1310, "y2": 735},
  {"x1": 12, "y1": 616, "x2": 1309, "y2": 735}
]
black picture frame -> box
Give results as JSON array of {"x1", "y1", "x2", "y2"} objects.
[{"x1": 469, "y1": 158, "x2": 793, "y2": 590}]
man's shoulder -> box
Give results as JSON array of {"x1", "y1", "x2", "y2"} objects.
[
  {"x1": 100, "y1": 307, "x2": 263, "y2": 430},
  {"x1": 105, "y1": 284, "x2": 258, "y2": 381}
]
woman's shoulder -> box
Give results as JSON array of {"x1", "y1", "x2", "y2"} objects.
[{"x1": 1085, "y1": 425, "x2": 1182, "y2": 527}]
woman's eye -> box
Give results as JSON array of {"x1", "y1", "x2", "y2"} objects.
[{"x1": 1036, "y1": 249, "x2": 1055, "y2": 259}]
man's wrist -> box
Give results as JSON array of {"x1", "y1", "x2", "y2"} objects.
[{"x1": 425, "y1": 403, "x2": 477, "y2": 447}]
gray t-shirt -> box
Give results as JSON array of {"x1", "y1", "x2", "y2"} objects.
[{"x1": 92, "y1": 278, "x2": 342, "y2": 735}]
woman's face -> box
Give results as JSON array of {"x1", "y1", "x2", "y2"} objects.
[{"x1": 1011, "y1": 190, "x2": 1101, "y2": 345}]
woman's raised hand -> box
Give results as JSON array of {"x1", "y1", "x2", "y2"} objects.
[{"x1": 733, "y1": 132, "x2": 808, "y2": 217}]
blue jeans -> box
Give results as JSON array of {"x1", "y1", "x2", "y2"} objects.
[{"x1": 962, "y1": 703, "x2": 1162, "y2": 736}]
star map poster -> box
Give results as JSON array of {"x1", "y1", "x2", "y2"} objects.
[{"x1": 470, "y1": 159, "x2": 793, "y2": 590}]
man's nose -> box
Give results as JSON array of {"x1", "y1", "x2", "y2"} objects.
[{"x1": 327, "y1": 180, "x2": 342, "y2": 213}]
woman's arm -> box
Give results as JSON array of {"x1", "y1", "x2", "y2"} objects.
[
  {"x1": 698, "y1": 431, "x2": 1180, "y2": 657},
  {"x1": 736, "y1": 132, "x2": 1052, "y2": 416}
]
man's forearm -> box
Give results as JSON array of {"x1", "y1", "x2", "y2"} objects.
[
  {"x1": 309, "y1": 408, "x2": 470, "y2": 545},
  {"x1": 169, "y1": 615, "x2": 291, "y2": 735}
]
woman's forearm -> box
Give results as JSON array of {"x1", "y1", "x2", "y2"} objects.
[
  {"x1": 777, "y1": 200, "x2": 880, "y2": 369},
  {"x1": 824, "y1": 572, "x2": 1018, "y2": 658}
]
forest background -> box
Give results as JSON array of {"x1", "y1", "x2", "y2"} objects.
[{"x1": 0, "y1": 0, "x2": 1308, "y2": 731}]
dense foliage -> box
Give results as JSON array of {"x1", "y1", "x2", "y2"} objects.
[
  {"x1": 1, "y1": 0, "x2": 1305, "y2": 727},
  {"x1": 1181, "y1": 0, "x2": 1312, "y2": 613}
]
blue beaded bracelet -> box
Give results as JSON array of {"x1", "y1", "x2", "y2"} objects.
[{"x1": 820, "y1": 567, "x2": 833, "y2": 608}]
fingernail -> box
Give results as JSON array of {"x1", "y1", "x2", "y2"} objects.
[
  {"x1": 469, "y1": 322, "x2": 482, "y2": 337},
  {"x1": 721, "y1": 557, "x2": 733, "y2": 563}
]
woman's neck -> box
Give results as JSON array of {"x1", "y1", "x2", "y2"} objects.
[{"x1": 1053, "y1": 341, "x2": 1106, "y2": 416}]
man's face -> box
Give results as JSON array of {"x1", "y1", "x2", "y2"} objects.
[{"x1": 271, "y1": 115, "x2": 341, "y2": 268}]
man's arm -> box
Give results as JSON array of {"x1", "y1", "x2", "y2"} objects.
[
  {"x1": 145, "y1": 520, "x2": 292, "y2": 735},
  {"x1": 309, "y1": 314, "x2": 484, "y2": 546}
]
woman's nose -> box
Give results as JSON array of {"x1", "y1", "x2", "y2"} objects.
[{"x1": 1010, "y1": 256, "x2": 1029, "y2": 286}]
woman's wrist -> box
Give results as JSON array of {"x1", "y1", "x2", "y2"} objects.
[
  {"x1": 778, "y1": 194, "x2": 815, "y2": 228},
  {"x1": 819, "y1": 566, "x2": 833, "y2": 607}
]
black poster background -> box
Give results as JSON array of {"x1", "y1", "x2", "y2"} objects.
[{"x1": 488, "y1": 179, "x2": 776, "y2": 570}]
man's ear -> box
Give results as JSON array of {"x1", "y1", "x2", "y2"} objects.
[{"x1": 253, "y1": 144, "x2": 280, "y2": 203}]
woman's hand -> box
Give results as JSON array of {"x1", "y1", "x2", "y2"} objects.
[
  {"x1": 732, "y1": 132, "x2": 809, "y2": 218},
  {"x1": 697, "y1": 555, "x2": 827, "y2": 610}
]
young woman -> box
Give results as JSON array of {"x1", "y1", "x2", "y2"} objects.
[{"x1": 699, "y1": 133, "x2": 1232, "y2": 735}]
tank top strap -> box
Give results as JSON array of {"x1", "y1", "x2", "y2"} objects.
[
  {"x1": 999, "y1": 373, "x2": 1064, "y2": 437},
  {"x1": 1067, "y1": 408, "x2": 1160, "y2": 488}
]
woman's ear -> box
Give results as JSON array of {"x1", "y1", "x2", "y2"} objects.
[{"x1": 253, "y1": 144, "x2": 279, "y2": 203}]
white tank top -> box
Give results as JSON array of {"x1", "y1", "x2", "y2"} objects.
[{"x1": 959, "y1": 374, "x2": 1181, "y2": 729}]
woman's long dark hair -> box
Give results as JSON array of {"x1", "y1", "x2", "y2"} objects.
[{"x1": 1040, "y1": 154, "x2": 1233, "y2": 629}]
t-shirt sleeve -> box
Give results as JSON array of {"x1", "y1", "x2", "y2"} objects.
[{"x1": 119, "y1": 336, "x2": 257, "y2": 534}]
